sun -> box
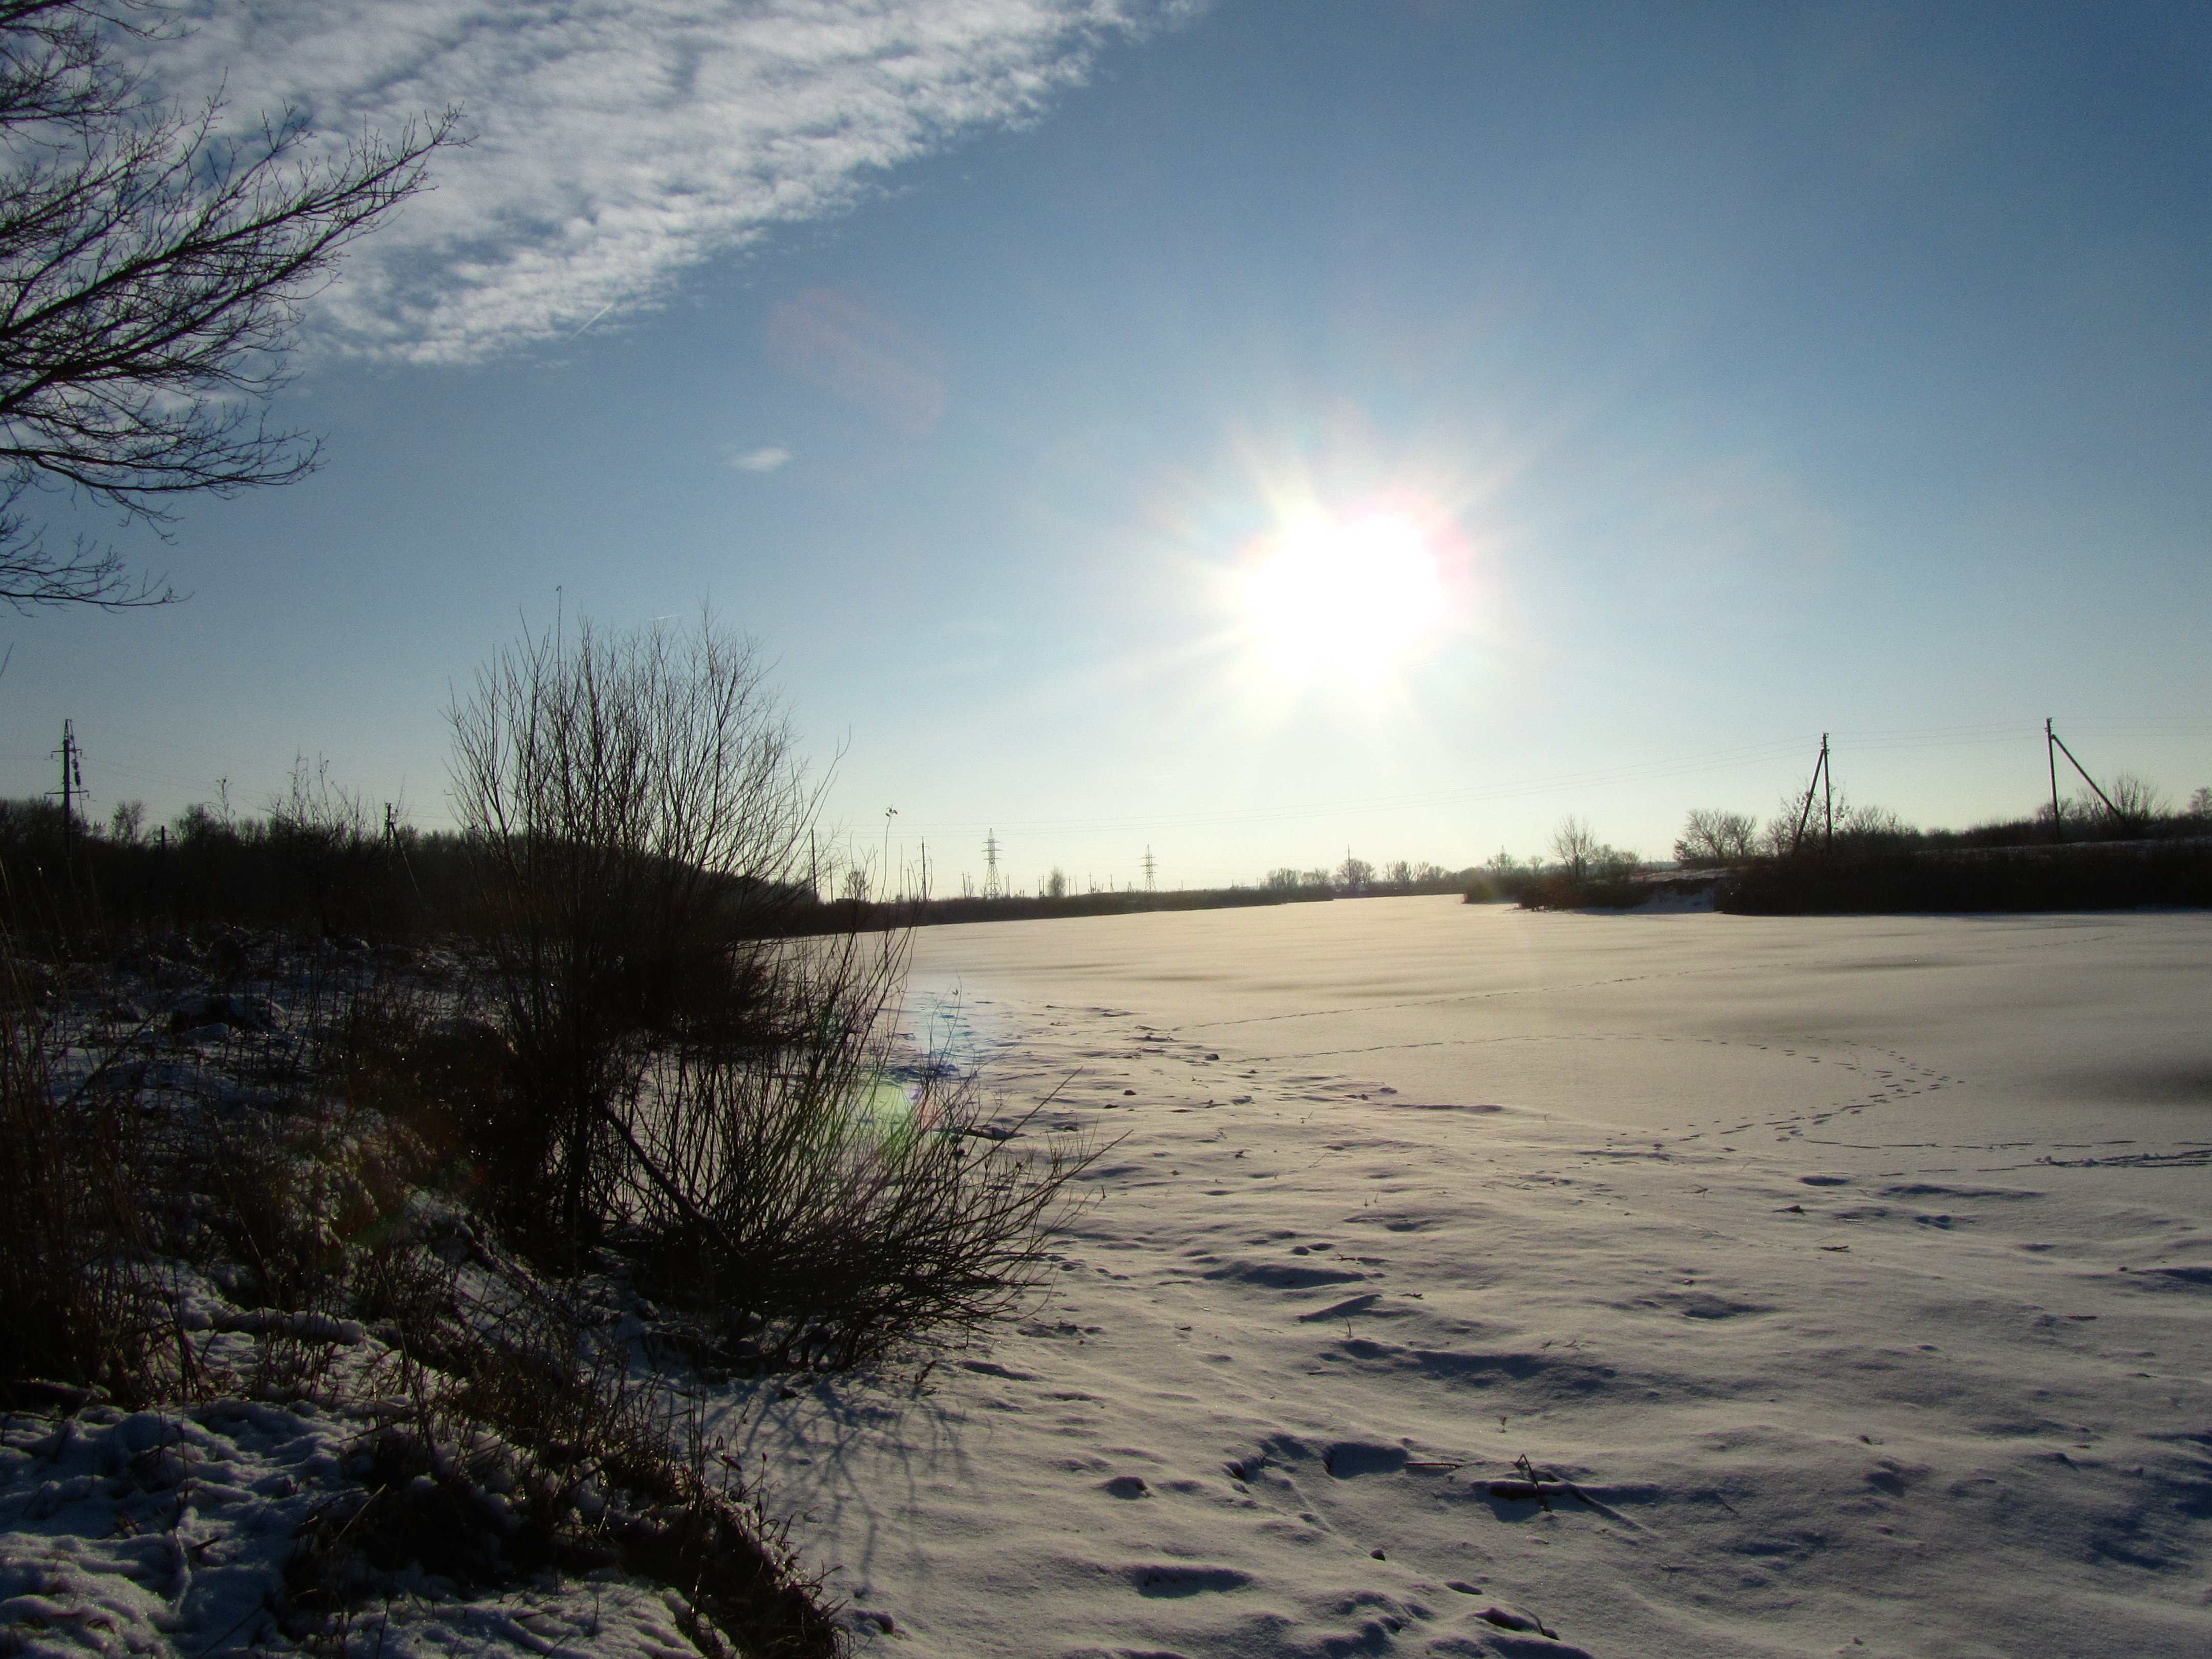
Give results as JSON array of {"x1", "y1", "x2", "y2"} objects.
[{"x1": 1241, "y1": 513, "x2": 1447, "y2": 683}]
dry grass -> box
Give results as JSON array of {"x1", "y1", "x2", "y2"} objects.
[{"x1": 0, "y1": 933, "x2": 173, "y2": 1406}]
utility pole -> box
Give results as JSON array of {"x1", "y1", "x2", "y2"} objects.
[
  {"x1": 983, "y1": 830, "x2": 1002, "y2": 899},
  {"x1": 2046, "y1": 720, "x2": 2125, "y2": 836},
  {"x1": 2047, "y1": 718, "x2": 2064, "y2": 842},
  {"x1": 1791, "y1": 733, "x2": 1831, "y2": 857},
  {"x1": 1142, "y1": 845, "x2": 1157, "y2": 891},
  {"x1": 1824, "y1": 740, "x2": 1834, "y2": 853},
  {"x1": 51, "y1": 719, "x2": 83, "y2": 852}
]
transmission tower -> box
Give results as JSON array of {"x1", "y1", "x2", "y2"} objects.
[
  {"x1": 983, "y1": 830, "x2": 1003, "y2": 899},
  {"x1": 1141, "y1": 845, "x2": 1157, "y2": 892}
]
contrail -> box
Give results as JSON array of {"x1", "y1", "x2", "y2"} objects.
[{"x1": 565, "y1": 300, "x2": 616, "y2": 342}]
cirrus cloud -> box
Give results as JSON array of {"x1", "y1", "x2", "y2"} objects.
[{"x1": 147, "y1": 2, "x2": 1198, "y2": 364}]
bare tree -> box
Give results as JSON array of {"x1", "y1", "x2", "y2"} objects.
[
  {"x1": 1336, "y1": 853, "x2": 1375, "y2": 894},
  {"x1": 1551, "y1": 815, "x2": 1597, "y2": 884},
  {"x1": 2102, "y1": 773, "x2": 2164, "y2": 832},
  {"x1": 1836, "y1": 802, "x2": 1917, "y2": 847},
  {"x1": 0, "y1": 1, "x2": 454, "y2": 608},
  {"x1": 1674, "y1": 807, "x2": 1756, "y2": 866}
]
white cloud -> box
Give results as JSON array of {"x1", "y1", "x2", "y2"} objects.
[
  {"x1": 732, "y1": 444, "x2": 793, "y2": 471},
  {"x1": 147, "y1": 2, "x2": 1197, "y2": 364}
]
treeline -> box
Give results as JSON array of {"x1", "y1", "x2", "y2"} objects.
[
  {"x1": 1672, "y1": 775, "x2": 2210, "y2": 867},
  {"x1": 1719, "y1": 839, "x2": 2212, "y2": 914},
  {"x1": 0, "y1": 797, "x2": 1480, "y2": 946},
  {"x1": 1493, "y1": 779, "x2": 2212, "y2": 915},
  {"x1": 0, "y1": 776, "x2": 820, "y2": 952}
]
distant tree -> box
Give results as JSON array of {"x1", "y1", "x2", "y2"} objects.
[
  {"x1": 0, "y1": 1, "x2": 454, "y2": 609},
  {"x1": 1674, "y1": 807, "x2": 1757, "y2": 866},
  {"x1": 2039, "y1": 773, "x2": 2164, "y2": 838},
  {"x1": 1766, "y1": 778, "x2": 1856, "y2": 856},
  {"x1": 1412, "y1": 861, "x2": 1447, "y2": 885},
  {"x1": 1336, "y1": 854, "x2": 1375, "y2": 893},
  {"x1": 1384, "y1": 859, "x2": 1412, "y2": 887},
  {"x1": 105, "y1": 797, "x2": 142, "y2": 842},
  {"x1": 1550, "y1": 816, "x2": 1598, "y2": 884},
  {"x1": 1045, "y1": 867, "x2": 1067, "y2": 899},
  {"x1": 2189, "y1": 786, "x2": 2211, "y2": 819},
  {"x1": 2102, "y1": 773, "x2": 2164, "y2": 831},
  {"x1": 1264, "y1": 867, "x2": 1302, "y2": 892},
  {"x1": 1836, "y1": 802, "x2": 1918, "y2": 849}
]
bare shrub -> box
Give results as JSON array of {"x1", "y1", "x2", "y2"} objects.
[
  {"x1": 450, "y1": 610, "x2": 1093, "y2": 1366},
  {"x1": 616, "y1": 929, "x2": 1101, "y2": 1370},
  {"x1": 448, "y1": 612, "x2": 824, "y2": 1265}
]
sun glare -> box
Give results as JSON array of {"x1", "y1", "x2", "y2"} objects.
[{"x1": 1243, "y1": 514, "x2": 1447, "y2": 683}]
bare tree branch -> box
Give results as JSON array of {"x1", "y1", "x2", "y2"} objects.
[{"x1": 0, "y1": 2, "x2": 455, "y2": 609}]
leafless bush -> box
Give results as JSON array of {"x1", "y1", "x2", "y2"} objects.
[
  {"x1": 450, "y1": 610, "x2": 1092, "y2": 1366},
  {"x1": 613, "y1": 928, "x2": 1101, "y2": 1370},
  {"x1": 448, "y1": 611, "x2": 825, "y2": 1265}
]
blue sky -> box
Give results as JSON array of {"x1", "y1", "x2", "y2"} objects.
[{"x1": 4, "y1": 0, "x2": 2208, "y2": 892}]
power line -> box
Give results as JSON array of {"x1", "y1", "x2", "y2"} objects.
[{"x1": 879, "y1": 717, "x2": 2212, "y2": 840}]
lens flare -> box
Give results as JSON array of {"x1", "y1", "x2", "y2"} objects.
[{"x1": 1243, "y1": 514, "x2": 1446, "y2": 683}]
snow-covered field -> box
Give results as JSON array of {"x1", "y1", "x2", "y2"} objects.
[
  {"x1": 6, "y1": 898, "x2": 2207, "y2": 1657},
  {"x1": 731, "y1": 898, "x2": 2212, "y2": 1657}
]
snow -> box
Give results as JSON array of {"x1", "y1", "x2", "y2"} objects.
[
  {"x1": 0, "y1": 1392, "x2": 719, "y2": 1659},
  {"x1": 733, "y1": 898, "x2": 2209, "y2": 1656},
  {"x1": 7, "y1": 898, "x2": 2208, "y2": 1656}
]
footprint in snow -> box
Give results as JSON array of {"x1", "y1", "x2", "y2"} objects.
[{"x1": 1125, "y1": 1564, "x2": 1251, "y2": 1597}]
